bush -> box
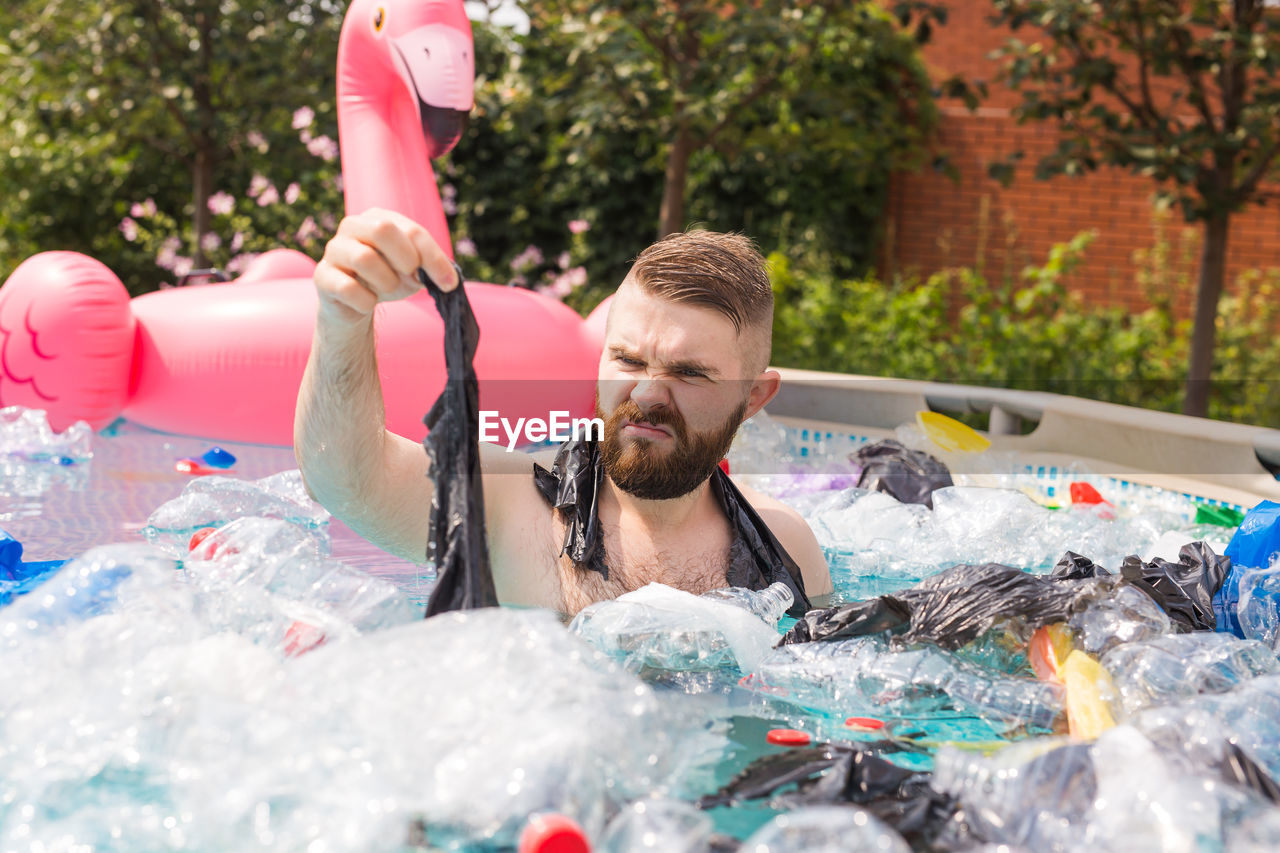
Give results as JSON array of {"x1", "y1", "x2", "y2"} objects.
[{"x1": 770, "y1": 230, "x2": 1280, "y2": 428}]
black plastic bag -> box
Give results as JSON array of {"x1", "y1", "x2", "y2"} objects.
[
  {"x1": 1050, "y1": 542, "x2": 1230, "y2": 632},
  {"x1": 780, "y1": 562, "x2": 1092, "y2": 648},
  {"x1": 420, "y1": 265, "x2": 498, "y2": 617},
  {"x1": 699, "y1": 741, "x2": 962, "y2": 850},
  {"x1": 852, "y1": 439, "x2": 953, "y2": 508}
]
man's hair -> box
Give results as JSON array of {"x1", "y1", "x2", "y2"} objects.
[{"x1": 630, "y1": 230, "x2": 773, "y2": 345}]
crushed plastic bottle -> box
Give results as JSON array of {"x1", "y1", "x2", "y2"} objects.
[
  {"x1": 736, "y1": 806, "x2": 911, "y2": 853},
  {"x1": 1101, "y1": 632, "x2": 1279, "y2": 717},
  {"x1": 0, "y1": 405, "x2": 93, "y2": 463},
  {"x1": 597, "y1": 799, "x2": 714, "y2": 853},
  {"x1": 142, "y1": 469, "x2": 331, "y2": 550},
  {"x1": 699, "y1": 581, "x2": 794, "y2": 625},
  {"x1": 747, "y1": 636, "x2": 1064, "y2": 731},
  {"x1": 569, "y1": 582, "x2": 784, "y2": 673},
  {"x1": 1067, "y1": 583, "x2": 1172, "y2": 656},
  {"x1": 1236, "y1": 557, "x2": 1280, "y2": 651}
]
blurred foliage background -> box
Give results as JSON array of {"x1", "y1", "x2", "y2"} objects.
[{"x1": 0, "y1": 0, "x2": 1277, "y2": 426}]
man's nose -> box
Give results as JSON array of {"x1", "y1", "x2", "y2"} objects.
[{"x1": 630, "y1": 376, "x2": 670, "y2": 412}]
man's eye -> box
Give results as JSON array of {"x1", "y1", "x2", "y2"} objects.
[
  {"x1": 616, "y1": 356, "x2": 643, "y2": 367},
  {"x1": 679, "y1": 369, "x2": 705, "y2": 379}
]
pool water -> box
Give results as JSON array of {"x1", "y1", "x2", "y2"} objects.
[
  {"x1": 2, "y1": 418, "x2": 430, "y2": 598},
  {"x1": 2, "y1": 413, "x2": 1272, "y2": 850}
]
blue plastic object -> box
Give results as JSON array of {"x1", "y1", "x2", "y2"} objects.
[
  {"x1": 201, "y1": 446, "x2": 236, "y2": 468},
  {"x1": 0, "y1": 529, "x2": 23, "y2": 579},
  {"x1": 1225, "y1": 500, "x2": 1280, "y2": 570},
  {"x1": 1215, "y1": 501, "x2": 1280, "y2": 637}
]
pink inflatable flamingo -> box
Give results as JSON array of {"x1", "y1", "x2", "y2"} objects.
[{"x1": 0, "y1": 0, "x2": 599, "y2": 445}]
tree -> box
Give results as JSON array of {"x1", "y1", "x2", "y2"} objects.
[
  {"x1": 987, "y1": 0, "x2": 1280, "y2": 417},
  {"x1": 0, "y1": 0, "x2": 346, "y2": 284},
  {"x1": 521, "y1": 0, "x2": 938, "y2": 239}
]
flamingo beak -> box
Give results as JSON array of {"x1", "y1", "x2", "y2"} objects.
[{"x1": 390, "y1": 22, "x2": 474, "y2": 159}]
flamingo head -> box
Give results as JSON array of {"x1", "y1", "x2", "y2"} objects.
[{"x1": 341, "y1": 0, "x2": 475, "y2": 158}]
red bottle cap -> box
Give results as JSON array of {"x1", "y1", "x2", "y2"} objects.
[
  {"x1": 175, "y1": 458, "x2": 216, "y2": 476},
  {"x1": 188, "y1": 527, "x2": 217, "y2": 551},
  {"x1": 518, "y1": 814, "x2": 590, "y2": 853},
  {"x1": 284, "y1": 621, "x2": 328, "y2": 657},
  {"x1": 845, "y1": 716, "x2": 885, "y2": 731},
  {"x1": 766, "y1": 728, "x2": 811, "y2": 746},
  {"x1": 1069, "y1": 482, "x2": 1110, "y2": 506}
]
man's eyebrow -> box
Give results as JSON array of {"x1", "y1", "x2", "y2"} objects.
[{"x1": 608, "y1": 345, "x2": 719, "y2": 377}]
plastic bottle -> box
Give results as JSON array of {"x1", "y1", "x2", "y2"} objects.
[
  {"x1": 752, "y1": 637, "x2": 1064, "y2": 731},
  {"x1": 699, "y1": 581, "x2": 794, "y2": 625},
  {"x1": 1216, "y1": 500, "x2": 1280, "y2": 638},
  {"x1": 597, "y1": 799, "x2": 712, "y2": 853}
]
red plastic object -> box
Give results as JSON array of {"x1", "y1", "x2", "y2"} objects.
[
  {"x1": 718, "y1": 458, "x2": 731, "y2": 475},
  {"x1": 284, "y1": 621, "x2": 328, "y2": 657},
  {"x1": 517, "y1": 813, "x2": 590, "y2": 853},
  {"x1": 175, "y1": 458, "x2": 217, "y2": 476},
  {"x1": 844, "y1": 716, "x2": 885, "y2": 731},
  {"x1": 188, "y1": 527, "x2": 217, "y2": 551},
  {"x1": 766, "y1": 728, "x2": 811, "y2": 747},
  {"x1": 1069, "y1": 482, "x2": 1110, "y2": 506}
]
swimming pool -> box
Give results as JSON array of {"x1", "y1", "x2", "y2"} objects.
[{"x1": 3, "y1": 411, "x2": 1279, "y2": 851}]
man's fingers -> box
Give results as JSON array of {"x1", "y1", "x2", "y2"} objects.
[
  {"x1": 315, "y1": 263, "x2": 378, "y2": 318},
  {"x1": 336, "y1": 211, "x2": 422, "y2": 281}
]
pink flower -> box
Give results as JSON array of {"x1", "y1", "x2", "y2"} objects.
[
  {"x1": 246, "y1": 131, "x2": 268, "y2": 152},
  {"x1": 510, "y1": 245, "x2": 543, "y2": 272},
  {"x1": 295, "y1": 216, "x2": 318, "y2": 243},
  {"x1": 200, "y1": 232, "x2": 221, "y2": 253},
  {"x1": 547, "y1": 266, "x2": 587, "y2": 298},
  {"x1": 207, "y1": 191, "x2": 234, "y2": 215},
  {"x1": 557, "y1": 251, "x2": 571, "y2": 270},
  {"x1": 230, "y1": 231, "x2": 245, "y2": 253},
  {"x1": 172, "y1": 256, "x2": 194, "y2": 278},
  {"x1": 256, "y1": 184, "x2": 280, "y2": 207},
  {"x1": 306, "y1": 135, "x2": 339, "y2": 161},
  {"x1": 225, "y1": 252, "x2": 259, "y2": 275},
  {"x1": 131, "y1": 198, "x2": 157, "y2": 219},
  {"x1": 284, "y1": 182, "x2": 301, "y2": 204},
  {"x1": 292, "y1": 106, "x2": 314, "y2": 129},
  {"x1": 568, "y1": 219, "x2": 590, "y2": 235},
  {"x1": 248, "y1": 173, "x2": 271, "y2": 199},
  {"x1": 319, "y1": 213, "x2": 338, "y2": 231},
  {"x1": 155, "y1": 236, "x2": 181, "y2": 270},
  {"x1": 443, "y1": 196, "x2": 457, "y2": 215},
  {"x1": 455, "y1": 238, "x2": 477, "y2": 257},
  {"x1": 330, "y1": 174, "x2": 345, "y2": 193},
  {"x1": 118, "y1": 217, "x2": 139, "y2": 242}
]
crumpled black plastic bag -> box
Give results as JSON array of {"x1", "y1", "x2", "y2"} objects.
[
  {"x1": 420, "y1": 265, "x2": 498, "y2": 617},
  {"x1": 1049, "y1": 542, "x2": 1229, "y2": 632},
  {"x1": 780, "y1": 562, "x2": 1093, "y2": 648},
  {"x1": 698, "y1": 741, "x2": 962, "y2": 850},
  {"x1": 852, "y1": 439, "x2": 954, "y2": 508}
]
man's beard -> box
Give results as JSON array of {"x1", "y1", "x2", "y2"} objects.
[{"x1": 596, "y1": 395, "x2": 747, "y2": 500}]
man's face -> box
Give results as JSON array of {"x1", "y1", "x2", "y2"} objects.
[{"x1": 594, "y1": 281, "x2": 776, "y2": 500}]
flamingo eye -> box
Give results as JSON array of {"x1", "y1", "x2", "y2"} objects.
[{"x1": 373, "y1": 6, "x2": 385, "y2": 32}]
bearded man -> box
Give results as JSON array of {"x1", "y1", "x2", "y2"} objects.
[{"x1": 295, "y1": 209, "x2": 833, "y2": 616}]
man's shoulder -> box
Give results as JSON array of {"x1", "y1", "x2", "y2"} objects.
[{"x1": 735, "y1": 480, "x2": 833, "y2": 597}]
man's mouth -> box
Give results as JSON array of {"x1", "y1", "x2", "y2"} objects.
[{"x1": 621, "y1": 420, "x2": 673, "y2": 439}]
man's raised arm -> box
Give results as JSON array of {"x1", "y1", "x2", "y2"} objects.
[{"x1": 293, "y1": 208, "x2": 462, "y2": 562}]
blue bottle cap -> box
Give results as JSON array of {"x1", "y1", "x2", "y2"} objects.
[{"x1": 201, "y1": 446, "x2": 236, "y2": 468}]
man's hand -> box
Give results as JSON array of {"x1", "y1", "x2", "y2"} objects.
[{"x1": 314, "y1": 207, "x2": 461, "y2": 323}]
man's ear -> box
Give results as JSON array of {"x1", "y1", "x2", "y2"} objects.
[{"x1": 744, "y1": 369, "x2": 781, "y2": 420}]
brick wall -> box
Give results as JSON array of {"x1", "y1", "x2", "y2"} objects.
[{"x1": 882, "y1": 2, "x2": 1280, "y2": 312}]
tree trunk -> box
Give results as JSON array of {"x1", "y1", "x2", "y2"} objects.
[
  {"x1": 191, "y1": 146, "x2": 213, "y2": 269},
  {"x1": 658, "y1": 121, "x2": 694, "y2": 239},
  {"x1": 1183, "y1": 210, "x2": 1230, "y2": 418}
]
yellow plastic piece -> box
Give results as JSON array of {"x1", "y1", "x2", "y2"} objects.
[
  {"x1": 916, "y1": 411, "x2": 992, "y2": 454},
  {"x1": 1060, "y1": 650, "x2": 1117, "y2": 740}
]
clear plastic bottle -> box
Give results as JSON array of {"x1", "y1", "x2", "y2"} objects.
[
  {"x1": 699, "y1": 581, "x2": 794, "y2": 625},
  {"x1": 752, "y1": 636, "x2": 1064, "y2": 731},
  {"x1": 597, "y1": 799, "x2": 713, "y2": 853}
]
